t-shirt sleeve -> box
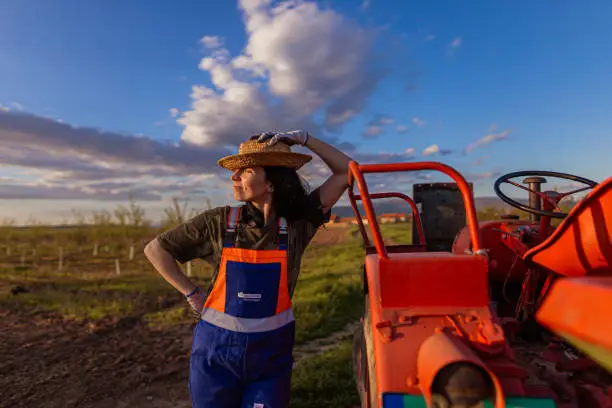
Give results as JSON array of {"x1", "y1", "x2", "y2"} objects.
[
  {"x1": 295, "y1": 187, "x2": 332, "y2": 245},
  {"x1": 156, "y1": 206, "x2": 228, "y2": 264},
  {"x1": 307, "y1": 187, "x2": 332, "y2": 229}
]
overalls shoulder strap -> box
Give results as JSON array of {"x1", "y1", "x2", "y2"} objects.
[
  {"x1": 277, "y1": 214, "x2": 288, "y2": 250},
  {"x1": 223, "y1": 206, "x2": 242, "y2": 248},
  {"x1": 223, "y1": 206, "x2": 288, "y2": 250}
]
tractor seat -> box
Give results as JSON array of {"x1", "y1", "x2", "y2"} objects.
[{"x1": 523, "y1": 176, "x2": 612, "y2": 277}]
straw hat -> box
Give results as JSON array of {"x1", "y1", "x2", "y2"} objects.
[{"x1": 217, "y1": 139, "x2": 312, "y2": 171}]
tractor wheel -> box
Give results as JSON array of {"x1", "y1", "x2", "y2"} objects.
[
  {"x1": 352, "y1": 321, "x2": 370, "y2": 408},
  {"x1": 363, "y1": 296, "x2": 378, "y2": 408}
]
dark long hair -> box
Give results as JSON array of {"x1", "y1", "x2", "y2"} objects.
[{"x1": 263, "y1": 166, "x2": 321, "y2": 222}]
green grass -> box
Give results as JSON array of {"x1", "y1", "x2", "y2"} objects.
[
  {"x1": 144, "y1": 303, "x2": 194, "y2": 328},
  {"x1": 0, "y1": 267, "x2": 186, "y2": 320},
  {"x1": 290, "y1": 340, "x2": 360, "y2": 408},
  {"x1": 293, "y1": 238, "x2": 364, "y2": 345},
  {"x1": 378, "y1": 222, "x2": 413, "y2": 244}
]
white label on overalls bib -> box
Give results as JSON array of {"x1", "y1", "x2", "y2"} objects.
[
  {"x1": 237, "y1": 292, "x2": 262, "y2": 301},
  {"x1": 254, "y1": 404, "x2": 264, "y2": 408}
]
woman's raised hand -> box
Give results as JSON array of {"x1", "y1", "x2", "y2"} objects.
[{"x1": 250, "y1": 130, "x2": 309, "y2": 147}]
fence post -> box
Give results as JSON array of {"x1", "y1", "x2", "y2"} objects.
[
  {"x1": 115, "y1": 258, "x2": 121, "y2": 275},
  {"x1": 58, "y1": 247, "x2": 63, "y2": 271},
  {"x1": 129, "y1": 245, "x2": 134, "y2": 261},
  {"x1": 93, "y1": 243, "x2": 99, "y2": 256}
]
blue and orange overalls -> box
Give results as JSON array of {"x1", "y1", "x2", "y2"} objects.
[{"x1": 189, "y1": 206, "x2": 295, "y2": 408}]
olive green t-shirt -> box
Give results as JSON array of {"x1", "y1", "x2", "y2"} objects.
[{"x1": 157, "y1": 189, "x2": 330, "y2": 299}]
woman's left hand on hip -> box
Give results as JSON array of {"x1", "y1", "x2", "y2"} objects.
[{"x1": 187, "y1": 292, "x2": 206, "y2": 315}]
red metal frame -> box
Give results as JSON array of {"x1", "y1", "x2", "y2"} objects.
[
  {"x1": 349, "y1": 192, "x2": 426, "y2": 247},
  {"x1": 347, "y1": 161, "x2": 482, "y2": 259}
]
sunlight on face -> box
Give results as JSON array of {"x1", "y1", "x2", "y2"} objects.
[{"x1": 230, "y1": 166, "x2": 271, "y2": 202}]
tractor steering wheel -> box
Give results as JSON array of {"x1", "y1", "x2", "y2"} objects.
[{"x1": 493, "y1": 171, "x2": 598, "y2": 219}]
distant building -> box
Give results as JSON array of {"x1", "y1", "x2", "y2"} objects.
[
  {"x1": 380, "y1": 213, "x2": 408, "y2": 223},
  {"x1": 329, "y1": 213, "x2": 410, "y2": 225},
  {"x1": 338, "y1": 216, "x2": 369, "y2": 225}
]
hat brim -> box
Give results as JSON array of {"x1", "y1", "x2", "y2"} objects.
[{"x1": 217, "y1": 151, "x2": 313, "y2": 171}]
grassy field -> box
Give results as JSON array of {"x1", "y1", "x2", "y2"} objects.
[{"x1": 0, "y1": 221, "x2": 413, "y2": 408}]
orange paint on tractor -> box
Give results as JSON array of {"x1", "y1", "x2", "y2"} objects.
[
  {"x1": 349, "y1": 161, "x2": 612, "y2": 408},
  {"x1": 524, "y1": 177, "x2": 612, "y2": 277}
]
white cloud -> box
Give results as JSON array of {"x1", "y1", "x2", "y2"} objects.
[
  {"x1": 450, "y1": 37, "x2": 462, "y2": 48},
  {"x1": 396, "y1": 124, "x2": 409, "y2": 134},
  {"x1": 422, "y1": 144, "x2": 452, "y2": 156},
  {"x1": 10, "y1": 102, "x2": 24, "y2": 111},
  {"x1": 367, "y1": 114, "x2": 394, "y2": 127},
  {"x1": 378, "y1": 116, "x2": 394, "y2": 125},
  {"x1": 361, "y1": 114, "x2": 394, "y2": 137},
  {"x1": 360, "y1": 0, "x2": 371, "y2": 10},
  {"x1": 0, "y1": 109, "x2": 414, "y2": 207},
  {"x1": 464, "y1": 129, "x2": 511, "y2": 153},
  {"x1": 178, "y1": 0, "x2": 383, "y2": 147},
  {"x1": 362, "y1": 125, "x2": 384, "y2": 137},
  {"x1": 0, "y1": 111, "x2": 233, "y2": 201},
  {"x1": 404, "y1": 147, "x2": 415, "y2": 156},
  {"x1": 422, "y1": 144, "x2": 439, "y2": 156},
  {"x1": 412, "y1": 117, "x2": 425, "y2": 126},
  {"x1": 0, "y1": 105, "x2": 8, "y2": 112},
  {"x1": 200, "y1": 35, "x2": 224, "y2": 49},
  {"x1": 169, "y1": 108, "x2": 180, "y2": 117}
]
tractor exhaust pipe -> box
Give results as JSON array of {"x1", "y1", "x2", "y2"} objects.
[
  {"x1": 522, "y1": 176, "x2": 547, "y2": 222},
  {"x1": 417, "y1": 332, "x2": 505, "y2": 408}
]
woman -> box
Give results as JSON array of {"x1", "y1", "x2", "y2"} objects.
[{"x1": 144, "y1": 130, "x2": 353, "y2": 408}]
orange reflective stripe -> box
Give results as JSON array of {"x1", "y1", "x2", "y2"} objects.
[
  {"x1": 204, "y1": 264, "x2": 227, "y2": 312},
  {"x1": 221, "y1": 247, "x2": 287, "y2": 264},
  {"x1": 276, "y1": 260, "x2": 291, "y2": 314}
]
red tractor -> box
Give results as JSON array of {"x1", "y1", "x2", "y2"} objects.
[{"x1": 349, "y1": 161, "x2": 612, "y2": 408}]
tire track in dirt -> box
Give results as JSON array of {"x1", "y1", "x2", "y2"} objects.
[{"x1": 309, "y1": 226, "x2": 351, "y2": 247}]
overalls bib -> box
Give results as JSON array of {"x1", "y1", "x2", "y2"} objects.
[{"x1": 189, "y1": 206, "x2": 295, "y2": 408}]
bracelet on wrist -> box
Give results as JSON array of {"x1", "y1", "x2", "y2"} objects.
[
  {"x1": 303, "y1": 132, "x2": 310, "y2": 146},
  {"x1": 185, "y1": 287, "x2": 200, "y2": 298}
]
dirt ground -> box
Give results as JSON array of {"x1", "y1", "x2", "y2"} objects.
[
  {"x1": 1, "y1": 309, "x2": 361, "y2": 408},
  {"x1": 309, "y1": 224, "x2": 352, "y2": 246},
  {"x1": 0, "y1": 309, "x2": 195, "y2": 408},
  {"x1": 0, "y1": 227, "x2": 359, "y2": 408}
]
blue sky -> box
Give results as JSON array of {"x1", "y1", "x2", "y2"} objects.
[{"x1": 1, "y1": 0, "x2": 611, "y2": 224}]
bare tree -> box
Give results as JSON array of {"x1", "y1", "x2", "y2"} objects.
[
  {"x1": 1, "y1": 218, "x2": 16, "y2": 226},
  {"x1": 127, "y1": 195, "x2": 150, "y2": 228},
  {"x1": 114, "y1": 206, "x2": 130, "y2": 227},
  {"x1": 71, "y1": 209, "x2": 87, "y2": 225},
  {"x1": 161, "y1": 197, "x2": 199, "y2": 228}
]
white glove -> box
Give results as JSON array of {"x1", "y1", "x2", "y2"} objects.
[{"x1": 253, "y1": 130, "x2": 310, "y2": 146}]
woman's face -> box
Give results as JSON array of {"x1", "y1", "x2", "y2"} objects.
[{"x1": 230, "y1": 166, "x2": 272, "y2": 202}]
